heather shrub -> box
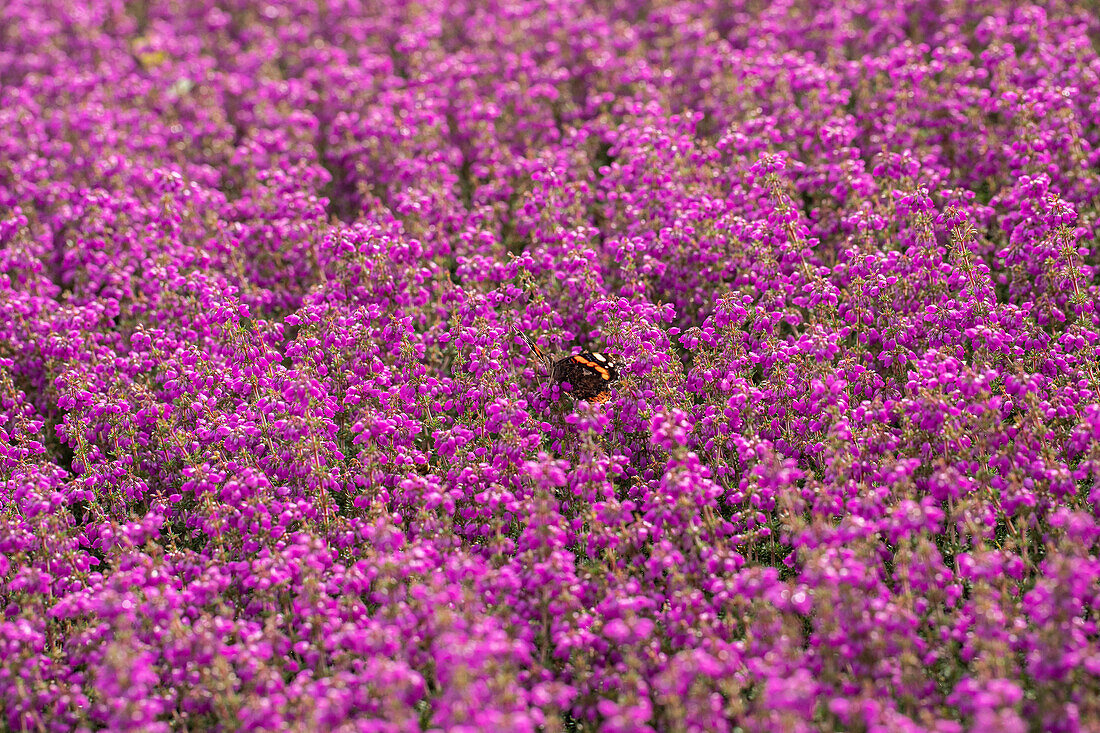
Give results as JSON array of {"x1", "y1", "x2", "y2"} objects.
[{"x1": 3, "y1": 1, "x2": 1100, "y2": 731}]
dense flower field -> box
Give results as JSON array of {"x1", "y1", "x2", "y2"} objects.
[{"x1": 3, "y1": 0, "x2": 1100, "y2": 730}]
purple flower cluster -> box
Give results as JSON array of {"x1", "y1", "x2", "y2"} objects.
[{"x1": 3, "y1": 0, "x2": 1100, "y2": 730}]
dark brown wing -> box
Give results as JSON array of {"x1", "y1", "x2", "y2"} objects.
[{"x1": 519, "y1": 333, "x2": 552, "y2": 373}]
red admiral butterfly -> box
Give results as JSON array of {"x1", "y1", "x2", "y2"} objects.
[{"x1": 520, "y1": 335, "x2": 618, "y2": 403}]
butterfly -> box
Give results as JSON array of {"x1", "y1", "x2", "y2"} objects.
[{"x1": 520, "y1": 334, "x2": 618, "y2": 402}]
